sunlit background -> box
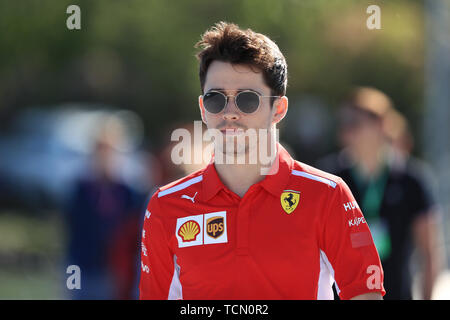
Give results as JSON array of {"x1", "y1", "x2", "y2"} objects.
[{"x1": 0, "y1": 0, "x2": 449, "y2": 299}]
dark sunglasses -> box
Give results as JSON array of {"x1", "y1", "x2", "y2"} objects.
[{"x1": 202, "y1": 90, "x2": 279, "y2": 114}]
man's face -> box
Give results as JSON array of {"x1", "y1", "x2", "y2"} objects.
[{"x1": 199, "y1": 61, "x2": 287, "y2": 157}]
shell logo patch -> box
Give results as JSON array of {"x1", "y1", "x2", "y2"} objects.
[
  {"x1": 175, "y1": 212, "x2": 227, "y2": 248},
  {"x1": 281, "y1": 190, "x2": 300, "y2": 214},
  {"x1": 176, "y1": 214, "x2": 204, "y2": 248},
  {"x1": 178, "y1": 220, "x2": 200, "y2": 242}
]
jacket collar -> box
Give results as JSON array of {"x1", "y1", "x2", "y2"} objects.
[{"x1": 202, "y1": 143, "x2": 294, "y2": 201}]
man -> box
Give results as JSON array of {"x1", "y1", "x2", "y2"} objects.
[
  {"x1": 139, "y1": 22, "x2": 385, "y2": 300},
  {"x1": 319, "y1": 87, "x2": 441, "y2": 299}
]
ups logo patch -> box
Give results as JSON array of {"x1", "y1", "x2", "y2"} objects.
[{"x1": 206, "y1": 216, "x2": 224, "y2": 239}]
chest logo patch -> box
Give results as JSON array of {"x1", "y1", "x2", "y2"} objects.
[
  {"x1": 175, "y1": 212, "x2": 228, "y2": 248},
  {"x1": 281, "y1": 190, "x2": 300, "y2": 214},
  {"x1": 178, "y1": 220, "x2": 201, "y2": 242},
  {"x1": 206, "y1": 216, "x2": 224, "y2": 239}
]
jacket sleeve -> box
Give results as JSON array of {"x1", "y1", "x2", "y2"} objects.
[
  {"x1": 139, "y1": 192, "x2": 177, "y2": 299},
  {"x1": 319, "y1": 178, "x2": 386, "y2": 300}
]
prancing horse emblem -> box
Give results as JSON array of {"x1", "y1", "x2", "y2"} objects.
[{"x1": 280, "y1": 190, "x2": 300, "y2": 214}]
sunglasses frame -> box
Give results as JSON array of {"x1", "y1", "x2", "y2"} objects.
[{"x1": 202, "y1": 90, "x2": 280, "y2": 114}]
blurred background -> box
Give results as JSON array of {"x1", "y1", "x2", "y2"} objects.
[{"x1": 0, "y1": 0, "x2": 448, "y2": 299}]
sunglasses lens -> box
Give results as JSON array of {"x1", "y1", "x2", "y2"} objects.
[
  {"x1": 203, "y1": 92, "x2": 226, "y2": 114},
  {"x1": 236, "y1": 91, "x2": 260, "y2": 113}
]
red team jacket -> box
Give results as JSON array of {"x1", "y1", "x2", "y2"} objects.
[{"x1": 139, "y1": 144, "x2": 385, "y2": 299}]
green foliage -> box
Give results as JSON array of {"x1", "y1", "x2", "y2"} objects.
[{"x1": 0, "y1": 0, "x2": 425, "y2": 150}]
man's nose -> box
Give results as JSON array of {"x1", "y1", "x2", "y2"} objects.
[{"x1": 222, "y1": 96, "x2": 240, "y2": 121}]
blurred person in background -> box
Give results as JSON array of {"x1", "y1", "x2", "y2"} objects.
[
  {"x1": 319, "y1": 87, "x2": 442, "y2": 300},
  {"x1": 382, "y1": 108, "x2": 415, "y2": 165},
  {"x1": 64, "y1": 115, "x2": 144, "y2": 299}
]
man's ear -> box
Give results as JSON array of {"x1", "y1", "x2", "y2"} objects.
[
  {"x1": 271, "y1": 96, "x2": 288, "y2": 125},
  {"x1": 199, "y1": 95, "x2": 207, "y2": 125}
]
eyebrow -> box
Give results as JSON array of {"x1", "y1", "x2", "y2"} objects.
[{"x1": 207, "y1": 88, "x2": 263, "y2": 95}]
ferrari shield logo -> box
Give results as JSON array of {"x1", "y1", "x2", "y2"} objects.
[{"x1": 281, "y1": 190, "x2": 300, "y2": 214}]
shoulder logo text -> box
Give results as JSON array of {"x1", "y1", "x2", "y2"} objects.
[{"x1": 343, "y1": 201, "x2": 359, "y2": 212}]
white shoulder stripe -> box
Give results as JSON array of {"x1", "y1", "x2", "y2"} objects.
[
  {"x1": 158, "y1": 175, "x2": 203, "y2": 197},
  {"x1": 291, "y1": 170, "x2": 337, "y2": 188}
]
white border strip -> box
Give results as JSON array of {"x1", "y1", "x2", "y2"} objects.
[
  {"x1": 158, "y1": 175, "x2": 203, "y2": 197},
  {"x1": 168, "y1": 254, "x2": 183, "y2": 300},
  {"x1": 291, "y1": 170, "x2": 337, "y2": 188},
  {"x1": 317, "y1": 249, "x2": 338, "y2": 299}
]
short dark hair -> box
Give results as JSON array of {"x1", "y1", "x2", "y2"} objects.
[{"x1": 195, "y1": 22, "x2": 287, "y2": 97}]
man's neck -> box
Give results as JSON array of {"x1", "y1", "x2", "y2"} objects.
[
  {"x1": 214, "y1": 143, "x2": 278, "y2": 198},
  {"x1": 214, "y1": 161, "x2": 265, "y2": 198}
]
